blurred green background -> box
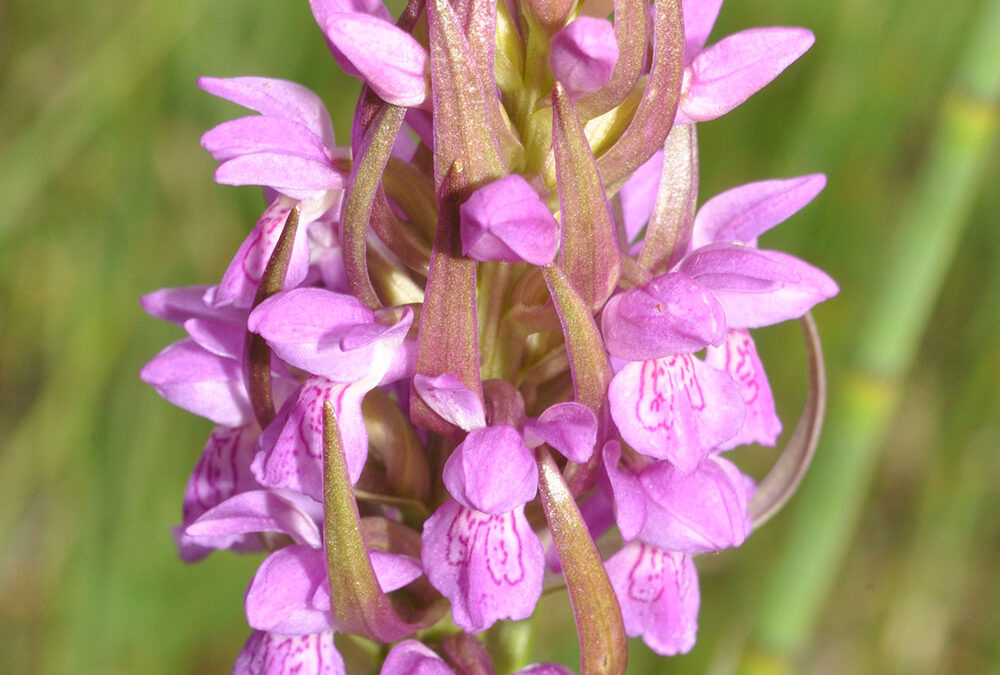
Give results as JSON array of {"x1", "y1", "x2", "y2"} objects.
[{"x1": 1, "y1": 0, "x2": 997, "y2": 673}]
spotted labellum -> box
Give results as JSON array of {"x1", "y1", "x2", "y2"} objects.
[{"x1": 142, "y1": 0, "x2": 835, "y2": 672}]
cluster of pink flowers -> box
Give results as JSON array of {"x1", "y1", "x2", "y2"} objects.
[{"x1": 142, "y1": 0, "x2": 836, "y2": 672}]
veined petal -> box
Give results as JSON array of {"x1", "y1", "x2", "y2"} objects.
[
  {"x1": 679, "y1": 27, "x2": 814, "y2": 123},
  {"x1": 608, "y1": 354, "x2": 745, "y2": 472},
  {"x1": 459, "y1": 174, "x2": 560, "y2": 266},
  {"x1": 442, "y1": 425, "x2": 537, "y2": 514},
  {"x1": 234, "y1": 630, "x2": 345, "y2": 675},
  {"x1": 175, "y1": 425, "x2": 263, "y2": 561},
  {"x1": 323, "y1": 13, "x2": 429, "y2": 107},
  {"x1": 380, "y1": 640, "x2": 454, "y2": 675},
  {"x1": 638, "y1": 454, "x2": 755, "y2": 553},
  {"x1": 245, "y1": 545, "x2": 331, "y2": 635},
  {"x1": 201, "y1": 116, "x2": 331, "y2": 164},
  {"x1": 704, "y1": 330, "x2": 781, "y2": 448},
  {"x1": 601, "y1": 441, "x2": 646, "y2": 541},
  {"x1": 421, "y1": 500, "x2": 544, "y2": 633},
  {"x1": 140, "y1": 338, "x2": 251, "y2": 427},
  {"x1": 254, "y1": 376, "x2": 372, "y2": 499},
  {"x1": 209, "y1": 198, "x2": 314, "y2": 310},
  {"x1": 197, "y1": 76, "x2": 335, "y2": 148},
  {"x1": 601, "y1": 273, "x2": 726, "y2": 361},
  {"x1": 605, "y1": 542, "x2": 699, "y2": 655},
  {"x1": 549, "y1": 16, "x2": 619, "y2": 97},
  {"x1": 691, "y1": 174, "x2": 827, "y2": 249}
]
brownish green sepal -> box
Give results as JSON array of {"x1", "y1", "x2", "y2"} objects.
[
  {"x1": 342, "y1": 103, "x2": 407, "y2": 309},
  {"x1": 427, "y1": 0, "x2": 506, "y2": 190},
  {"x1": 411, "y1": 162, "x2": 484, "y2": 437},
  {"x1": 597, "y1": 0, "x2": 685, "y2": 193},
  {"x1": 537, "y1": 446, "x2": 627, "y2": 675},
  {"x1": 323, "y1": 402, "x2": 445, "y2": 641},
  {"x1": 552, "y1": 83, "x2": 622, "y2": 311},
  {"x1": 246, "y1": 205, "x2": 300, "y2": 429},
  {"x1": 637, "y1": 123, "x2": 698, "y2": 274}
]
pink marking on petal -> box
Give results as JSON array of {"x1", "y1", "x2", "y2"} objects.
[{"x1": 635, "y1": 355, "x2": 706, "y2": 434}]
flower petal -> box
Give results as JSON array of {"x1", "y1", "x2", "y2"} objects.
[
  {"x1": 234, "y1": 630, "x2": 345, "y2": 675},
  {"x1": 691, "y1": 174, "x2": 826, "y2": 249},
  {"x1": 421, "y1": 500, "x2": 544, "y2": 633},
  {"x1": 412, "y1": 373, "x2": 487, "y2": 432},
  {"x1": 608, "y1": 354, "x2": 745, "y2": 472},
  {"x1": 523, "y1": 402, "x2": 598, "y2": 463},
  {"x1": 380, "y1": 640, "x2": 454, "y2": 675},
  {"x1": 601, "y1": 273, "x2": 727, "y2": 361},
  {"x1": 459, "y1": 174, "x2": 560, "y2": 265},
  {"x1": 214, "y1": 152, "x2": 344, "y2": 199},
  {"x1": 617, "y1": 149, "x2": 664, "y2": 244},
  {"x1": 323, "y1": 13, "x2": 429, "y2": 107},
  {"x1": 442, "y1": 425, "x2": 537, "y2": 514},
  {"x1": 704, "y1": 330, "x2": 781, "y2": 448},
  {"x1": 198, "y1": 76, "x2": 335, "y2": 148},
  {"x1": 549, "y1": 16, "x2": 619, "y2": 96},
  {"x1": 140, "y1": 338, "x2": 251, "y2": 427},
  {"x1": 679, "y1": 27, "x2": 814, "y2": 123},
  {"x1": 605, "y1": 541, "x2": 699, "y2": 655},
  {"x1": 185, "y1": 489, "x2": 323, "y2": 548},
  {"x1": 245, "y1": 545, "x2": 331, "y2": 635},
  {"x1": 637, "y1": 454, "x2": 755, "y2": 553}
]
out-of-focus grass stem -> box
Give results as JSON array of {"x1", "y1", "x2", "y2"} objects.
[{"x1": 746, "y1": 0, "x2": 1000, "y2": 664}]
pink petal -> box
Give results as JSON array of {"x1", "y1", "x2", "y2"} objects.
[
  {"x1": 681, "y1": 0, "x2": 723, "y2": 60},
  {"x1": 442, "y1": 426, "x2": 537, "y2": 515},
  {"x1": 601, "y1": 441, "x2": 646, "y2": 541},
  {"x1": 141, "y1": 285, "x2": 242, "y2": 325},
  {"x1": 310, "y1": 0, "x2": 394, "y2": 80},
  {"x1": 515, "y1": 666, "x2": 576, "y2": 675},
  {"x1": 637, "y1": 454, "x2": 755, "y2": 553},
  {"x1": 605, "y1": 542, "x2": 699, "y2": 655},
  {"x1": 140, "y1": 338, "x2": 252, "y2": 427},
  {"x1": 523, "y1": 402, "x2": 598, "y2": 463},
  {"x1": 608, "y1": 354, "x2": 745, "y2": 473},
  {"x1": 601, "y1": 274, "x2": 727, "y2": 361},
  {"x1": 704, "y1": 330, "x2": 781, "y2": 449},
  {"x1": 185, "y1": 489, "x2": 323, "y2": 548},
  {"x1": 691, "y1": 174, "x2": 826, "y2": 249},
  {"x1": 234, "y1": 630, "x2": 345, "y2": 675},
  {"x1": 175, "y1": 425, "x2": 263, "y2": 561},
  {"x1": 245, "y1": 545, "x2": 332, "y2": 635},
  {"x1": 369, "y1": 551, "x2": 425, "y2": 593},
  {"x1": 253, "y1": 376, "x2": 371, "y2": 500},
  {"x1": 682, "y1": 245, "x2": 839, "y2": 328},
  {"x1": 214, "y1": 152, "x2": 344, "y2": 199},
  {"x1": 380, "y1": 640, "x2": 454, "y2": 675},
  {"x1": 198, "y1": 76, "x2": 336, "y2": 148},
  {"x1": 679, "y1": 27, "x2": 814, "y2": 122},
  {"x1": 323, "y1": 13, "x2": 429, "y2": 107},
  {"x1": 201, "y1": 116, "x2": 331, "y2": 164},
  {"x1": 412, "y1": 373, "x2": 486, "y2": 432},
  {"x1": 421, "y1": 500, "x2": 544, "y2": 633},
  {"x1": 549, "y1": 16, "x2": 619, "y2": 96},
  {"x1": 182, "y1": 317, "x2": 244, "y2": 360},
  {"x1": 459, "y1": 174, "x2": 560, "y2": 265},
  {"x1": 207, "y1": 199, "x2": 313, "y2": 309}
]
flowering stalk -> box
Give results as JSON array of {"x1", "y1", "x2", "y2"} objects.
[{"x1": 141, "y1": 0, "x2": 837, "y2": 672}]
